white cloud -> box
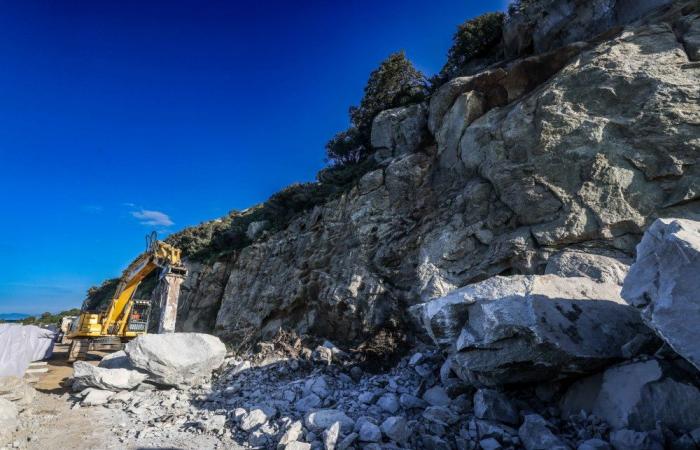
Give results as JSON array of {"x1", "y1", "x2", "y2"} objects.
[{"x1": 131, "y1": 209, "x2": 174, "y2": 227}]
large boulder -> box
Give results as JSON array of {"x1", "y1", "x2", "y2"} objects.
[
  {"x1": 72, "y1": 361, "x2": 147, "y2": 391},
  {"x1": 412, "y1": 275, "x2": 651, "y2": 386},
  {"x1": 561, "y1": 358, "x2": 700, "y2": 432},
  {"x1": 124, "y1": 333, "x2": 226, "y2": 388},
  {"x1": 622, "y1": 219, "x2": 700, "y2": 371}
]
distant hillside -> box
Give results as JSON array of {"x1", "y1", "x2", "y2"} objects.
[{"x1": 0, "y1": 313, "x2": 31, "y2": 321}]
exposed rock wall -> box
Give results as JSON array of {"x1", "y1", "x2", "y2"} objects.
[{"x1": 174, "y1": 3, "x2": 700, "y2": 349}]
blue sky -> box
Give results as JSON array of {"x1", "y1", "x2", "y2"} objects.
[{"x1": 0, "y1": 0, "x2": 506, "y2": 314}]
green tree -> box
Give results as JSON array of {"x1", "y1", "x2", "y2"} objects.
[
  {"x1": 326, "y1": 51, "x2": 427, "y2": 166},
  {"x1": 436, "y1": 12, "x2": 505, "y2": 84}
]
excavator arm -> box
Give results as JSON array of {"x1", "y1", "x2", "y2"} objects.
[{"x1": 68, "y1": 232, "x2": 187, "y2": 341}]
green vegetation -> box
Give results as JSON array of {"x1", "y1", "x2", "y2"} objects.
[
  {"x1": 18, "y1": 308, "x2": 82, "y2": 326},
  {"x1": 435, "y1": 12, "x2": 505, "y2": 84},
  {"x1": 326, "y1": 51, "x2": 427, "y2": 166}
]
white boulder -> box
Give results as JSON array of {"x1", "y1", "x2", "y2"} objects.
[
  {"x1": 622, "y1": 218, "x2": 700, "y2": 370},
  {"x1": 412, "y1": 275, "x2": 651, "y2": 386},
  {"x1": 124, "y1": 333, "x2": 226, "y2": 388},
  {"x1": 73, "y1": 361, "x2": 147, "y2": 391}
]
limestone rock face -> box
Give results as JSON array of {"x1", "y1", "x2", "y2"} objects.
[
  {"x1": 124, "y1": 333, "x2": 226, "y2": 388},
  {"x1": 503, "y1": 0, "x2": 674, "y2": 58},
  {"x1": 412, "y1": 275, "x2": 650, "y2": 386},
  {"x1": 561, "y1": 358, "x2": 700, "y2": 432},
  {"x1": 544, "y1": 248, "x2": 631, "y2": 285},
  {"x1": 370, "y1": 104, "x2": 427, "y2": 159},
  {"x1": 621, "y1": 218, "x2": 700, "y2": 370},
  {"x1": 176, "y1": 16, "x2": 699, "y2": 351}
]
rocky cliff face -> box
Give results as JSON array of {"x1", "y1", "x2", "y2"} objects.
[{"x1": 172, "y1": 0, "x2": 699, "y2": 351}]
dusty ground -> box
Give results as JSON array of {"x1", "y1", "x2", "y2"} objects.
[{"x1": 7, "y1": 345, "x2": 240, "y2": 450}]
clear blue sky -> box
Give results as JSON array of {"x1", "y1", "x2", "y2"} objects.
[{"x1": 0, "y1": 0, "x2": 505, "y2": 314}]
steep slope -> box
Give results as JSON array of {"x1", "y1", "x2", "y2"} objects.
[{"x1": 88, "y1": 0, "x2": 700, "y2": 352}]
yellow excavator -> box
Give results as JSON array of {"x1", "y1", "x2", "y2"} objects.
[{"x1": 67, "y1": 232, "x2": 187, "y2": 361}]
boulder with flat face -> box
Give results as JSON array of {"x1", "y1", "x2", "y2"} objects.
[
  {"x1": 622, "y1": 218, "x2": 700, "y2": 371},
  {"x1": 124, "y1": 333, "x2": 226, "y2": 388},
  {"x1": 72, "y1": 361, "x2": 147, "y2": 391},
  {"x1": 412, "y1": 274, "x2": 651, "y2": 386},
  {"x1": 561, "y1": 358, "x2": 700, "y2": 432}
]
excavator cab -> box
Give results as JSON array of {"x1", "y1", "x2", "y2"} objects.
[{"x1": 126, "y1": 299, "x2": 151, "y2": 333}]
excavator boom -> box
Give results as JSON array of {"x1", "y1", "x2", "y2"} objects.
[{"x1": 67, "y1": 233, "x2": 187, "y2": 360}]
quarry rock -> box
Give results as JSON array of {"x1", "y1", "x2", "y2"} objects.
[
  {"x1": 621, "y1": 219, "x2": 700, "y2": 371},
  {"x1": 305, "y1": 409, "x2": 354, "y2": 432},
  {"x1": 412, "y1": 274, "x2": 650, "y2": 386},
  {"x1": 73, "y1": 361, "x2": 147, "y2": 391},
  {"x1": 124, "y1": 333, "x2": 226, "y2": 388},
  {"x1": 81, "y1": 388, "x2": 115, "y2": 406},
  {"x1": 561, "y1": 358, "x2": 700, "y2": 432}
]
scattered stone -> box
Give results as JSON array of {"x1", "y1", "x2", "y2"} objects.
[
  {"x1": 81, "y1": 388, "x2": 115, "y2": 406},
  {"x1": 609, "y1": 429, "x2": 664, "y2": 450},
  {"x1": 380, "y1": 416, "x2": 410, "y2": 443},
  {"x1": 240, "y1": 408, "x2": 268, "y2": 431},
  {"x1": 282, "y1": 442, "x2": 311, "y2": 450},
  {"x1": 359, "y1": 421, "x2": 382, "y2": 442},
  {"x1": 295, "y1": 394, "x2": 322, "y2": 412},
  {"x1": 337, "y1": 432, "x2": 357, "y2": 450},
  {"x1": 422, "y1": 386, "x2": 451, "y2": 407},
  {"x1": 305, "y1": 410, "x2": 354, "y2": 432},
  {"x1": 377, "y1": 393, "x2": 400, "y2": 414},
  {"x1": 399, "y1": 393, "x2": 427, "y2": 410},
  {"x1": 323, "y1": 421, "x2": 340, "y2": 450},
  {"x1": 278, "y1": 420, "x2": 303, "y2": 447},
  {"x1": 578, "y1": 438, "x2": 611, "y2": 450},
  {"x1": 518, "y1": 414, "x2": 569, "y2": 450},
  {"x1": 474, "y1": 389, "x2": 519, "y2": 426},
  {"x1": 480, "y1": 437, "x2": 503, "y2": 450}
]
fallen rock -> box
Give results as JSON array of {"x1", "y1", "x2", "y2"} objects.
[
  {"x1": 240, "y1": 408, "x2": 268, "y2": 432},
  {"x1": 282, "y1": 442, "x2": 311, "y2": 450},
  {"x1": 304, "y1": 409, "x2": 354, "y2": 432},
  {"x1": 474, "y1": 389, "x2": 520, "y2": 425},
  {"x1": 98, "y1": 350, "x2": 132, "y2": 369},
  {"x1": 81, "y1": 388, "x2": 115, "y2": 406},
  {"x1": 518, "y1": 414, "x2": 569, "y2": 450},
  {"x1": 422, "y1": 386, "x2": 451, "y2": 407},
  {"x1": 561, "y1": 358, "x2": 700, "y2": 432},
  {"x1": 72, "y1": 361, "x2": 147, "y2": 391},
  {"x1": 621, "y1": 218, "x2": 700, "y2": 371},
  {"x1": 358, "y1": 421, "x2": 381, "y2": 442},
  {"x1": 412, "y1": 275, "x2": 650, "y2": 386},
  {"x1": 278, "y1": 420, "x2": 303, "y2": 447},
  {"x1": 609, "y1": 429, "x2": 664, "y2": 450},
  {"x1": 124, "y1": 333, "x2": 226, "y2": 388},
  {"x1": 578, "y1": 438, "x2": 611, "y2": 450},
  {"x1": 380, "y1": 416, "x2": 410, "y2": 443},
  {"x1": 323, "y1": 421, "x2": 340, "y2": 450}
]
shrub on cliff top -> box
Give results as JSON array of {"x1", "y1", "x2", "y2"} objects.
[
  {"x1": 326, "y1": 51, "x2": 427, "y2": 166},
  {"x1": 435, "y1": 12, "x2": 505, "y2": 84}
]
